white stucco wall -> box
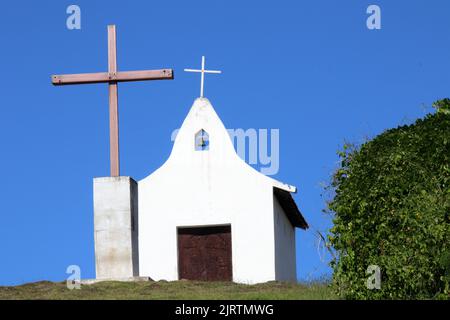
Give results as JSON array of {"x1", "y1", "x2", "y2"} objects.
[
  {"x1": 138, "y1": 98, "x2": 297, "y2": 284},
  {"x1": 273, "y1": 195, "x2": 297, "y2": 282}
]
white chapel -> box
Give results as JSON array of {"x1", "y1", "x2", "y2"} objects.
[{"x1": 92, "y1": 58, "x2": 308, "y2": 284}]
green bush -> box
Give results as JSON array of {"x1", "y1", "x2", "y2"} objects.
[{"x1": 327, "y1": 99, "x2": 450, "y2": 299}]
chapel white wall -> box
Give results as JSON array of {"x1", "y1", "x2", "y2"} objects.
[
  {"x1": 273, "y1": 195, "x2": 297, "y2": 282},
  {"x1": 138, "y1": 98, "x2": 279, "y2": 284}
]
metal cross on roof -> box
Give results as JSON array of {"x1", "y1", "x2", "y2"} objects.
[{"x1": 184, "y1": 56, "x2": 221, "y2": 98}]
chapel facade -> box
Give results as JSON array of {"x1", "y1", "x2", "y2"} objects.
[{"x1": 93, "y1": 98, "x2": 308, "y2": 284}]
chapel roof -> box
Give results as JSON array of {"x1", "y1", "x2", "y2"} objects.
[{"x1": 274, "y1": 187, "x2": 309, "y2": 229}]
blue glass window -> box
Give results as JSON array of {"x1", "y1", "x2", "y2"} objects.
[{"x1": 195, "y1": 129, "x2": 209, "y2": 151}]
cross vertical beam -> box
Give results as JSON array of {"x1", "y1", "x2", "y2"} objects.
[
  {"x1": 108, "y1": 25, "x2": 120, "y2": 177},
  {"x1": 184, "y1": 56, "x2": 222, "y2": 98},
  {"x1": 200, "y1": 56, "x2": 205, "y2": 98}
]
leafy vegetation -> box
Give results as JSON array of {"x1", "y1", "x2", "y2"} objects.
[
  {"x1": 0, "y1": 280, "x2": 336, "y2": 300},
  {"x1": 326, "y1": 99, "x2": 450, "y2": 299}
]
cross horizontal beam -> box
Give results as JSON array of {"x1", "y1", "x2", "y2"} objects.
[
  {"x1": 52, "y1": 69, "x2": 174, "y2": 86},
  {"x1": 184, "y1": 68, "x2": 221, "y2": 74}
]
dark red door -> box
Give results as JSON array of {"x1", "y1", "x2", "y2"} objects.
[{"x1": 178, "y1": 225, "x2": 232, "y2": 281}]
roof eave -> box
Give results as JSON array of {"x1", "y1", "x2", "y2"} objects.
[{"x1": 273, "y1": 187, "x2": 309, "y2": 230}]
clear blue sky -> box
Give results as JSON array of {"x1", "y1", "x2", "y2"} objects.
[{"x1": 0, "y1": 0, "x2": 449, "y2": 285}]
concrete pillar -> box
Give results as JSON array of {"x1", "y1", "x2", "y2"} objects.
[{"x1": 93, "y1": 176, "x2": 139, "y2": 279}]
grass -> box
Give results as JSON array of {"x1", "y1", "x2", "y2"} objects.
[{"x1": 0, "y1": 280, "x2": 337, "y2": 300}]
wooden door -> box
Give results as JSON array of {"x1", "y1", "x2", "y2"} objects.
[{"x1": 178, "y1": 225, "x2": 232, "y2": 281}]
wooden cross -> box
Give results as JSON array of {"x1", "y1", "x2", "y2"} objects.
[
  {"x1": 51, "y1": 25, "x2": 174, "y2": 177},
  {"x1": 184, "y1": 56, "x2": 221, "y2": 98}
]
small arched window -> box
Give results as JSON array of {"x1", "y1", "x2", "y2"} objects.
[{"x1": 195, "y1": 129, "x2": 209, "y2": 151}]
